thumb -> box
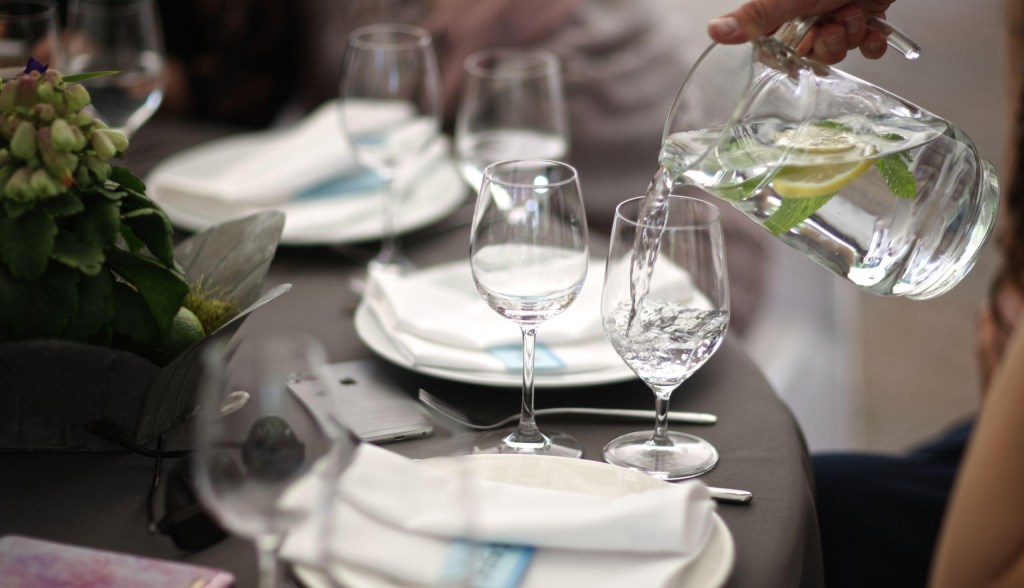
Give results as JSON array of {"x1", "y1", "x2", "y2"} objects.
[{"x1": 708, "y1": 0, "x2": 840, "y2": 44}]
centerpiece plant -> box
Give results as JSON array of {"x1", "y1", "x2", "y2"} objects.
[{"x1": 0, "y1": 60, "x2": 231, "y2": 365}]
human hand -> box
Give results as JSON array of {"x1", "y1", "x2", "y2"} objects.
[
  {"x1": 976, "y1": 276, "x2": 1024, "y2": 398},
  {"x1": 707, "y1": 0, "x2": 897, "y2": 64}
]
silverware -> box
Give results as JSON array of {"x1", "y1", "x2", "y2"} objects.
[
  {"x1": 417, "y1": 388, "x2": 717, "y2": 429},
  {"x1": 707, "y1": 486, "x2": 753, "y2": 504}
]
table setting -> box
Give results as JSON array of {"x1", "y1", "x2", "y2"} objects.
[{"x1": 0, "y1": 10, "x2": 826, "y2": 588}]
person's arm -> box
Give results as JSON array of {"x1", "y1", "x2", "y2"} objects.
[
  {"x1": 707, "y1": 0, "x2": 897, "y2": 63},
  {"x1": 930, "y1": 321, "x2": 1024, "y2": 587}
]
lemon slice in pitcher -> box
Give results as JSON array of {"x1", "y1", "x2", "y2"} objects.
[
  {"x1": 775, "y1": 125, "x2": 858, "y2": 154},
  {"x1": 773, "y1": 146, "x2": 879, "y2": 199}
]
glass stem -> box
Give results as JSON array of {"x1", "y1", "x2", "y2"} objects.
[
  {"x1": 514, "y1": 325, "x2": 543, "y2": 443},
  {"x1": 255, "y1": 536, "x2": 282, "y2": 588},
  {"x1": 378, "y1": 174, "x2": 403, "y2": 265},
  {"x1": 651, "y1": 391, "x2": 673, "y2": 446}
]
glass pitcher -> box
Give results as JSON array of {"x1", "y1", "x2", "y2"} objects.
[{"x1": 659, "y1": 18, "x2": 998, "y2": 300}]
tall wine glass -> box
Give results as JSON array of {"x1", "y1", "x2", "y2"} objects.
[
  {"x1": 469, "y1": 159, "x2": 588, "y2": 457},
  {"x1": 339, "y1": 23, "x2": 441, "y2": 275},
  {"x1": 64, "y1": 0, "x2": 165, "y2": 138},
  {"x1": 455, "y1": 48, "x2": 569, "y2": 192},
  {"x1": 601, "y1": 195, "x2": 729, "y2": 480},
  {"x1": 192, "y1": 333, "x2": 348, "y2": 588},
  {"x1": 0, "y1": 0, "x2": 61, "y2": 77}
]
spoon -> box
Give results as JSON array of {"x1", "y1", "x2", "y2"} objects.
[{"x1": 417, "y1": 388, "x2": 717, "y2": 430}]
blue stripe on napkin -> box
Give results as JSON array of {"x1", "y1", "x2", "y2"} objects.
[
  {"x1": 295, "y1": 168, "x2": 382, "y2": 201},
  {"x1": 440, "y1": 541, "x2": 534, "y2": 588},
  {"x1": 488, "y1": 344, "x2": 564, "y2": 371}
]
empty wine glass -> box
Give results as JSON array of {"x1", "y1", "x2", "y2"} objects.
[
  {"x1": 339, "y1": 23, "x2": 441, "y2": 275},
  {"x1": 601, "y1": 195, "x2": 729, "y2": 480},
  {"x1": 64, "y1": 0, "x2": 166, "y2": 137},
  {"x1": 455, "y1": 47, "x2": 569, "y2": 191},
  {"x1": 0, "y1": 0, "x2": 61, "y2": 77},
  {"x1": 469, "y1": 159, "x2": 588, "y2": 457},
  {"x1": 192, "y1": 333, "x2": 348, "y2": 588}
]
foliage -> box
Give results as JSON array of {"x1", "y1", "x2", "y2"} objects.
[{"x1": 0, "y1": 63, "x2": 190, "y2": 363}]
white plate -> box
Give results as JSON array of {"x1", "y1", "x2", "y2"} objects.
[
  {"x1": 147, "y1": 134, "x2": 468, "y2": 246},
  {"x1": 353, "y1": 303, "x2": 636, "y2": 388},
  {"x1": 293, "y1": 454, "x2": 734, "y2": 588}
]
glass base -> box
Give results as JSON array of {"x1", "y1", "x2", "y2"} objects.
[
  {"x1": 603, "y1": 430, "x2": 718, "y2": 481},
  {"x1": 473, "y1": 428, "x2": 582, "y2": 458},
  {"x1": 368, "y1": 254, "x2": 415, "y2": 276}
]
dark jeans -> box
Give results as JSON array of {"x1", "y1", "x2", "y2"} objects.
[{"x1": 812, "y1": 420, "x2": 974, "y2": 588}]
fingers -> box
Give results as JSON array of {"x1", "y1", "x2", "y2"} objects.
[{"x1": 859, "y1": 28, "x2": 889, "y2": 59}]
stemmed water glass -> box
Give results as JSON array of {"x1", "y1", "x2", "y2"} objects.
[
  {"x1": 0, "y1": 0, "x2": 61, "y2": 76},
  {"x1": 64, "y1": 0, "x2": 166, "y2": 137},
  {"x1": 469, "y1": 159, "x2": 588, "y2": 457},
  {"x1": 455, "y1": 47, "x2": 569, "y2": 192},
  {"x1": 192, "y1": 333, "x2": 350, "y2": 588},
  {"x1": 601, "y1": 195, "x2": 729, "y2": 480},
  {"x1": 339, "y1": 23, "x2": 441, "y2": 275}
]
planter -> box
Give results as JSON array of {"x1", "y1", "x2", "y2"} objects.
[{"x1": 0, "y1": 211, "x2": 289, "y2": 451}]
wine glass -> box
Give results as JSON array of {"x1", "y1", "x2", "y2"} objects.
[
  {"x1": 0, "y1": 0, "x2": 61, "y2": 77},
  {"x1": 601, "y1": 195, "x2": 729, "y2": 480},
  {"x1": 192, "y1": 333, "x2": 349, "y2": 588},
  {"x1": 64, "y1": 0, "x2": 166, "y2": 137},
  {"x1": 469, "y1": 159, "x2": 588, "y2": 457},
  {"x1": 455, "y1": 47, "x2": 569, "y2": 192},
  {"x1": 339, "y1": 23, "x2": 441, "y2": 275}
]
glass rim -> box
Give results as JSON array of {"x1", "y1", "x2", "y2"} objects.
[
  {"x1": 482, "y1": 159, "x2": 578, "y2": 189},
  {"x1": 348, "y1": 23, "x2": 433, "y2": 51},
  {"x1": 463, "y1": 47, "x2": 560, "y2": 80},
  {"x1": 69, "y1": 0, "x2": 152, "y2": 17},
  {"x1": 614, "y1": 194, "x2": 721, "y2": 230}
]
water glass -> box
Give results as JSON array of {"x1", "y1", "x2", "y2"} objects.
[
  {"x1": 469, "y1": 159, "x2": 588, "y2": 457},
  {"x1": 64, "y1": 0, "x2": 166, "y2": 137},
  {"x1": 0, "y1": 0, "x2": 61, "y2": 76},
  {"x1": 339, "y1": 23, "x2": 441, "y2": 275},
  {"x1": 192, "y1": 333, "x2": 349, "y2": 588},
  {"x1": 601, "y1": 195, "x2": 729, "y2": 480},
  {"x1": 455, "y1": 47, "x2": 568, "y2": 191}
]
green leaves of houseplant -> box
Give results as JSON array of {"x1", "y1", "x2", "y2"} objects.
[{"x1": 0, "y1": 62, "x2": 188, "y2": 360}]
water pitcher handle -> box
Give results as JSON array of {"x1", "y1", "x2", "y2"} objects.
[{"x1": 773, "y1": 15, "x2": 921, "y2": 60}]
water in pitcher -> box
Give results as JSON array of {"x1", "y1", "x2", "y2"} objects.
[{"x1": 639, "y1": 112, "x2": 997, "y2": 301}]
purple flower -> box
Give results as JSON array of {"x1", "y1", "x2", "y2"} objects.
[{"x1": 23, "y1": 57, "x2": 48, "y2": 75}]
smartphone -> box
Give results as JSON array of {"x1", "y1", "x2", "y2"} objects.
[{"x1": 289, "y1": 359, "x2": 434, "y2": 444}]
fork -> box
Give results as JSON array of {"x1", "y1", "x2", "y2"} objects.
[{"x1": 417, "y1": 388, "x2": 717, "y2": 429}]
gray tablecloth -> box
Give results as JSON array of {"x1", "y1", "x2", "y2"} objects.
[{"x1": 0, "y1": 114, "x2": 823, "y2": 588}]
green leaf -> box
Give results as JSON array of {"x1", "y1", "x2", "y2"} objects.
[
  {"x1": 111, "y1": 280, "x2": 158, "y2": 345},
  {"x1": 120, "y1": 208, "x2": 175, "y2": 267},
  {"x1": 44, "y1": 193, "x2": 85, "y2": 217},
  {"x1": 62, "y1": 70, "x2": 120, "y2": 83},
  {"x1": 75, "y1": 198, "x2": 120, "y2": 248},
  {"x1": 3, "y1": 199, "x2": 31, "y2": 218},
  {"x1": 118, "y1": 223, "x2": 145, "y2": 253},
  {"x1": 811, "y1": 120, "x2": 855, "y2": 133},
  {"x1": 764, "y1": 193, "x2": 836, "y2": 236},
  {"x1": 51, "y1": 232, "x2": 105, "y2": 275},
  {"x1": 0, "y1": 264, "x2": 79, "y2": 340},
  {"x1": 106, "y1": 247, "x2": 188, "y2": 339},
  {"x1": 95, "y1": 185, "x2": 127, "y2": 200},
  {"x1": 0, "y1": 209, "x2": 57, "y2": 279},
  {"x1": 875, "y1": 154, "x2": 917, "y2": 199},
  {"x1": 110, "y1": 167, "x2": 146, "y2": 193},
  {"x1": 61, "y1": 270, "x2": 114, "y2": 342}
]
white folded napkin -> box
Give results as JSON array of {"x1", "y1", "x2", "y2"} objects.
[
  {"x1": 364, "y1": 259, "x2": 626, "y2": 373},
  {"x1": 282, "y1": 444, "x2": 716, "y2": 588},
  {"x1": 153, "y1": 99, "x2": 413, "y2": 205}
]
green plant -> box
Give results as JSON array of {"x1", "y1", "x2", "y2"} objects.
[{"x1": 0, "y1": 60, "x2": 191, "y2": 364}]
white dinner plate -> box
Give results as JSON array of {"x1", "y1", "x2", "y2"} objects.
[
  {"x1": 292, "y1": 454, "x2": 734, "y2": 588},
  {"x1": 147, "y1": 134, "x2": 468, "y2": 246},
  {"x1": 353, "y1": 303, "x2": 636, "y2": 388}
]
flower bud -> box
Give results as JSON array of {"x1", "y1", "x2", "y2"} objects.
[
  {"x1": 15, "y1": 76, "x2": 38, "y2": 109},
  {"x1": 0, "y1": 149, "x2": 10, "y2": 167},
  {"x1": 10, "y1": 121, "x2": 37, "y2": 160},
  {"x1": 65, "y1": 83, "x2": 91, "y2": 112},
  {"x1": 0, "y1": 81, "x2": 16, "y2": 114},
  {"x1": 31, "y1": 103, "x2": 55, "y2": 123},
  {"x1": 98, "y1": 128, "x2": 128, "y2": 153},
  {"x1": 4, "y1": 167, "x2": 33, "y2": 201},
  {"x1": 42, "y1": 69, "x2": 62, "y2": 86},
  {"x1": 36, "y1": 80, "x2": 54, "y2": 102},
  {"x1": 30, "y1": 168, "x2": 60, "y2": 198},
  {"x1": 50, "y1": 118, "x2": 76, "y2": 151},
  {"x1": 71, "y1": 111, "x2": 94, "y2": 128},
  {"x1": 85, "y1": 154, "x2": 111, "y2": 182},
  {"x1": 90, "y1": 129, "x2": 116, "y2": 160},
  {"x1": 74, "y1": 164, "x2": 93, "y2": 190},
  {"x1": 69, "y1": 125, "x2": 87, "y2": 151}
]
